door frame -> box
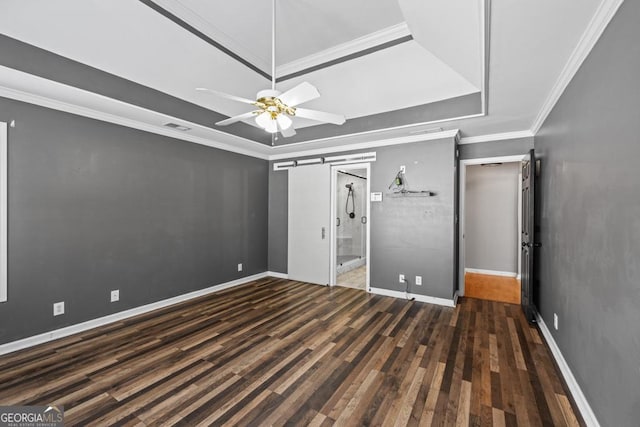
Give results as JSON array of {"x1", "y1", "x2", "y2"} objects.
[
  {"x1": 0, "y1": 122, "x2": 6, "y2": 303},
  {"x1": 458, "y1": 154, "x2": 527, "y2": 296},
  {"x1": 330, "y1": 162, "x2": 371, "y2": 290}
]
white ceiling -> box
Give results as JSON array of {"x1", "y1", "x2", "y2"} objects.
[
  {"x1": 156, "y1": 0, "x2": 407, "y2": 69},
  {"x1": 0, "y1": 0, "x2": 622, "y2": 157},
  {"x1": 0, "y1": 0, "x2": 481, "y2": 122}
]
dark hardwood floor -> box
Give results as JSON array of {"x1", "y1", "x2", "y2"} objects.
[{"x1": 0, "y1": 277, "x2": 582, "y2": 426}]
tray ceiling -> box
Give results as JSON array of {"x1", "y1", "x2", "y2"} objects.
[{"x1": 0, "y1": 0, "x2": 618, "y2": 156}]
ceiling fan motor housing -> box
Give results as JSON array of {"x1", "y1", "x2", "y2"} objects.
[
  {"x1": 256, "y1": 89, "x2": 281, "y2": 99},
  {"x1": 256, "y1": 89, "x2": 296, "y2": 117}
]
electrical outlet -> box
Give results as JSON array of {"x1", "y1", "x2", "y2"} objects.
[
  {"x1": 400, "y1": 165, "x2": 406, "y2": 173},
  {"x1": 553, "y1": 313, "x2": 559, "y2": 330},
  {"x1": 53, "y1": 301, "x2": 65, "y2": 316},
  {"x1": 111, "y1": 290, "x2": 119, "y2": 302},
  {"x1": 415, "y1": 276, "x2": 422, "y2": 286},
  {"x1": 238, "y1": 263, "x2": 243, "y2": 272},
  {"x1": 399, "y1": 274, "x2": 405, "y2": 283}
]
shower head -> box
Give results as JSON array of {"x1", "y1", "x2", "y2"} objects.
[{"x1": 345, "y1": 183, "x2": 353, "y2": 189}]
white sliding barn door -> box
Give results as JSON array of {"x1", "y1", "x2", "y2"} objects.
[{"x1": 288, "y1": 164, "x2": 331, "y2": 285}]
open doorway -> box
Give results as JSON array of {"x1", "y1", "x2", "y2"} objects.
[
  {"x1": 331, "y1": 163, "x2": 370, "y2": 290},
  {"x1": 459, "y1": 154, "x2": 527, "y2": 303}
]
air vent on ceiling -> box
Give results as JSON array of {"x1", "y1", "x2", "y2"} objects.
[{"x1": 164, "y1": 123, "x2": 191, "y2": 132}]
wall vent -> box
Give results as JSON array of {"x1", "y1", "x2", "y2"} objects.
[{"x1": 164, "y1": 123, "x2": 191, "y2": 132}]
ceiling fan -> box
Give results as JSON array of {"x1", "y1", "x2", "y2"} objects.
[{"x1": 196, "y1": 0, "x2": 346, "y2": 139}]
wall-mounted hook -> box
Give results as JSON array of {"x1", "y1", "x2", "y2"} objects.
[{"x1": 9, "y1": 120, "x2": 15, "y2": 128}]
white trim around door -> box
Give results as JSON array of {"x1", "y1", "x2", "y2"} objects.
[
  {"x1": 0, "y1": 122, "x2": 7, "y2": 303},
  {"x1": 458, "y1": 154, "x2": 527, "y2": 297},
  {"x1": 330, "y1": 162, "x2": 371, "y2": 291}
]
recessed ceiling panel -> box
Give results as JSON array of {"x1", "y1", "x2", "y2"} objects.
[
  {"x1": 400, "y1": 0, "x2": 483, "y2": 88},
  {"x1": 277, "y1": 41, "x2": 480, "y2": 128},
  {"x1": 167, "y1": 0, "x2": 406, "y2": 68}
]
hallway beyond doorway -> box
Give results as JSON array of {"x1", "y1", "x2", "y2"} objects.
[{"x1": 464, "y1": 272, "x2": 521, "y2": 304}]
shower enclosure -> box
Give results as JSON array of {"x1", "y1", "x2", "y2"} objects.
[{"x1": 336, "y1": 169, "x2": 367, "y2": 274}]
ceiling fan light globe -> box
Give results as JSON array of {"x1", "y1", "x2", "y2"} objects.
[
  {"x1": 255, "y1": 111, "x2": 272, "y2": 129},
  {"x1": 276, "y1": 114, "x2": 293, "y2": 130},
  {"x1": 265, "y1": 120, "x2": 278, "y2": 133}
]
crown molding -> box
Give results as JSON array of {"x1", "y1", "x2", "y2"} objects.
[
  {"x1": 480, "y1": 0, "x2": 491, "y2": 115},
  {"x1": 0, "y1": 84, "x2": 271, "y2": 160},
  {"x1": 269, "y1": 129, "x2": 460, "y2": 161},
  {"x1": 276, "y1": 23, "x2": 411, "y2": 77},
  {"x1": 0, "y1": 68, "x2": 474, "y2": 162},
  {"x1": 270, "y1": 111, "x2": 483, "y2": 154},
  {"x1": 531, "y1": 0, "x2": 625, "y2": 134},
  {"x1": 459, "y1": 130, "x2": 534, "y2": 145}
]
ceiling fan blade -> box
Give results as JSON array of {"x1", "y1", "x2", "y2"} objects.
[
  {"x1": 278, "y1": 82, "x2": 320, "y2": 107},
  {"x1": 215, "y1": 111, "x2": 257, "y2": 126},
  {"x1": 295, "y1": 108, "x2": 346, "y2": 125},
  {"x1": 196, "y1": 87, "x2": 256, "y2": 105},
  {"x1": 278, "y1": 122, "x2": 297, "y2": 138}
]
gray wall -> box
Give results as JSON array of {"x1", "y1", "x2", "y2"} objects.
[
  {"x1": 268, "y1": 137, "x2": 457, "y2": 300},
  {"x1": 465, "y1": 163, "x2": 519, "y2": 273},
  {"x1": 0, "y1": 34, "x2": 270, "y2": 144},
  {"x1": 535, "y1": 1, "x2": 640, "y2": 425},
  {"x1": 459, "y1": 137, "x2": 533, "y2": 160},
  {"x1": 268, "y1": 164, "x2": 288, "y2": 273},
  {"x1": 0, "y1": 97, "x2": 268, "y2": 345}
]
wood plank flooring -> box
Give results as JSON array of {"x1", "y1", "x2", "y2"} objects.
[
  {"x1": 0, "y1": 277, "x2": 582, "y2": 426},
  {"x1": 465, "y1": 272, "x2": 521, "y2": 304}
]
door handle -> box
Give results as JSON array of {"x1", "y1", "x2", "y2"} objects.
[
  {"x1": 522, "y1": 242, "x2": 542, "y2": 248},
  {"x1": 337, "y1": 218, "x2": 340, "y2": 227},
  {"x1": 321, "y1": 227, "x2": 326, "y2": 239}
]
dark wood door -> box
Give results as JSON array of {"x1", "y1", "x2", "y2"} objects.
[{"x1": 521, "y1": 149, "x2": 537, "y2": 322}]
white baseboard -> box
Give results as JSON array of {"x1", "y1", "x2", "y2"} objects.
[
  {"x1": 465, "y1": 268, "x2": 518, "y2": 278},
  {"x1": 266, "y1": 271, "x2": 289, "y2": 279},
  {"x1": 0, "y1": 272, "x2": 269, "y2": 356},
  {"x1": 536, "y1": 312, "x2": 601, "y2": 427},
  {"x1": 369, "y1": 287, "x2": 456, "y2": 308}
]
